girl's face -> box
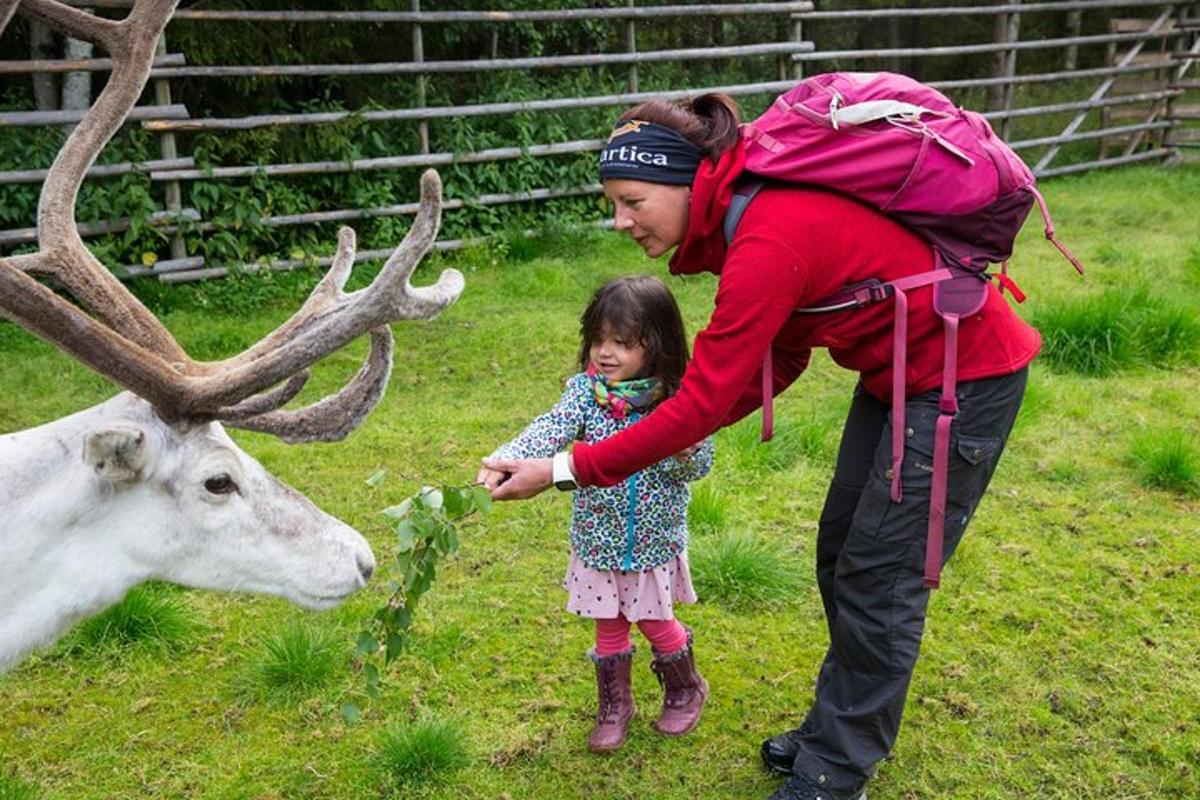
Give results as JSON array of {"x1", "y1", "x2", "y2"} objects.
[
  {"x1": 589, "y1": 324, "x2": 647, "y2": 383},
  {"x1": 603, "y1": 179, "x2": 691, "y2": 258}
]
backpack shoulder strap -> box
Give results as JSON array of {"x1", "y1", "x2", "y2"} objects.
[{"x1": 723, "y1": 177, "x2": 766, "y2": 247}]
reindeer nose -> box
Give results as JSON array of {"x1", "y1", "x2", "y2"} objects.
[{"x1": 357, "y1": 553, "x2": 375, "y2": 583}]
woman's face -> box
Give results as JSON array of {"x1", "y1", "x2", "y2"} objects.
[{"x1": 603, "y1": 179, "x2": 691, "y2": 258}]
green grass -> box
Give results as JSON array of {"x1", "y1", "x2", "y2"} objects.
[
  {"x1": 0, "y1": 771, "x2": 42, "y2": 800},
  {"x1": 688, "y1": 482, "x2": 730, "y2": 534},
  {"x1": 61, "y1": 583, "x2": 199, "y2": 656},
  {"x1": 1035, "y1": 287, "x2": 1200, "y2": 375},
  {"x1": 234, "y1": 619, "x2": 345, "y2": 704},
  {"x1": 2, "y1": 166, "x2": 1200, "y2": 799},
  {"x1": 374, "y1": 717, "x2": 469, "y2": 788},
  {"x1": 1130, "y1": 430, "x2": 1200, "y2": 497},
  {"x1": 690, "y1": 531, "x2": 806, "y2": 608}
]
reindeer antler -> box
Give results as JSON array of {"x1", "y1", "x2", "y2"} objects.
[{"x1": 0, "y1": 0, "x2": 464, "y2": 440}]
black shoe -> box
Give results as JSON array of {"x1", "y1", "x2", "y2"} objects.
[
  {"x1": 760, "y1": 721, "x2": 812, "y2": 775},
  {"x1": 766, "y1": 771, "x2": 867, "y2": 800}
]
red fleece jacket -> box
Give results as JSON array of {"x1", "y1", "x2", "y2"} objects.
[{"x1": 572, "y1": 142, "x2": 1041, "y2": 489}]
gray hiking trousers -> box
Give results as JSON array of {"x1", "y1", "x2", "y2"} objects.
[{"x1": 791, "y1": 367, "x2": 1028, "y2": 799}]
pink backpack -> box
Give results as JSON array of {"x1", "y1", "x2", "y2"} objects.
[{"x1": 724, "y1": 72, "x2": 1083, "y2": 589}]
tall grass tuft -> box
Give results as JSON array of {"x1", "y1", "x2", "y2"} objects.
[
  {"x1": 375, "y1": 717, "x2": 469, "y2": 787},
  {"x1": 723, "y1": 417, "x2": 810, "y2": 473},
  {"x1": 687, "y1": 481, "x2": 728, "y2": 534},
  {"x1": 690, "y1": 530, "x2": 805, "y2": 608},
  {"x1": 0, "y1": 770, "x2": 42, "y2": 800},
  {"x1": 66, "y1": 583, "x2": 198, "y2": 655},
  {"x1": 1036, "y1": 288, "x2": 1200, "y2": 375},
  {"x1": 235, "y1": 620, "x2": 343, "y2": 703},
  {"x1": 1130, "y1": 430, "x2": 1200, "y2": 496}
]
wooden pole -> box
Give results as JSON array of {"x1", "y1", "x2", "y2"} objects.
[
  {"x1": 153, "y1": 33, "x2": 187, "y2": 263},
  {"x1": 1064, "y1": 8, "x2": 1083, "y2": 70},
  {"x1": 627, "y1": 0, "x2": 638, "y2": 94},
  {"x1": 411, "y1": 0, "x2": 429, "y2": 154}
]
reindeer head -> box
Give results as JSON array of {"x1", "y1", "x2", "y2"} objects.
[{"x1": 0, "y1": 1, "x2": 464, "y2": 628}]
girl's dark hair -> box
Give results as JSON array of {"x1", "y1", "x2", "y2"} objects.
[
  {"x1": 578, "y1": 275, "x2": 690, "y2": 396},
  {"x1": 617, "y1": 93, "x2": 741, "y2": 163}
]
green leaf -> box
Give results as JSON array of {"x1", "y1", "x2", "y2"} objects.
[
  {"x1": 396, "y1": 520, "x2": 417, "y2": 552},
  {"x1": 381, "y1": 498, "x2": 413, "y2": 519},
  {"x1": 417, "y1": 486, "x2": 443, "y2": 511},
  {"x1": 443, "y1": 486, "x2": 466, "y2": 517},
  {"x1": 340, "y1": 703, "x2": 360, "y2": 724},
  {"x1": 364, "y1": 469, "x2": 387, "y2": 488},
  {"x1": 356, "y1": 631, "x2": 379, "y2": 656},
  {"x1": 385, "y1": 631, "x2": 406, "y2": 662},
  {"x1": 470, "y1": 485, "x2": 493, "y2": 515}
]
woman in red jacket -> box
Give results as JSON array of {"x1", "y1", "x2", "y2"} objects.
[{"x1": 482, "y1": 94, "x2": 1036, "y2": 800}]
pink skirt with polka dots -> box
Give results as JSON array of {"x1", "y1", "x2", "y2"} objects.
[{"x1": 562, "y1": 549, "x2": 697, "y2": 621}]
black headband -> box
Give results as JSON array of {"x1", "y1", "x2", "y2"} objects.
[{"x1": 597, "y1": 120, "x2": 703, "y2": 186}]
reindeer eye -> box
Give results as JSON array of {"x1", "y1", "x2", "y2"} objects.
[{"x1": 204, "y1": 474, "x2": 237, "y2": 495}]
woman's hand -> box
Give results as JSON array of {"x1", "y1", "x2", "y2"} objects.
[
  {"x1": 475, "y1": 465, "x2": 509, "y2": 490},
  {"x1": 480, "y1": 457, "x2": 553, "y2": 500}
]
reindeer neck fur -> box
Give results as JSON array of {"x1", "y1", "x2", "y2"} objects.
[{"x1": 0, "y1": 394, "x2": 186, "y2": 670}]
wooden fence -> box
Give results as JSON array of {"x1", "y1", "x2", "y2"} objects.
[{"x1": 1, "y1": 0, "x2": 1197, "y2": 283}]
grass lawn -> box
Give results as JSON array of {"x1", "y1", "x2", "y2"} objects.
[{"x1": 1, "y1": 165, "x2": 1198, "y2": 800}]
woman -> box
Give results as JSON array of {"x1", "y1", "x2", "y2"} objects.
[{"x1": 481, "y1": 94, "x2": 1037, "y2": 800}]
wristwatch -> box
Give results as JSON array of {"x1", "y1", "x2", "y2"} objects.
[{"x1": 552, "y1": 451, "x2": 579, "y2": 492}]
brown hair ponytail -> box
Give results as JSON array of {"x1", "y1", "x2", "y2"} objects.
[{"x1": 616, "y1": 93, "x2": 741, "y2": 163}]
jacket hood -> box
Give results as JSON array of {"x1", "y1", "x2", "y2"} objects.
[{"x1": 668, "y1": 139, "x2": 747, "y2": 277}]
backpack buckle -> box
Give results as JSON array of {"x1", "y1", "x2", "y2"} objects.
[{"x1": 852, "y1": 282, "x2": 892, "y2": 305}]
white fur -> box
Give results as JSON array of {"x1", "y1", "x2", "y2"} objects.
[{"x1": 0, "y1": 393, "x2": 375, "y2": 673}]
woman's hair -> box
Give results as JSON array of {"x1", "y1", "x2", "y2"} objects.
[
  {"x1": 577, "y1": 275, "x2": 690, "y2": 395},
  {"x1": 617, "y1": 93, "x2": 741, "y2": 163}
]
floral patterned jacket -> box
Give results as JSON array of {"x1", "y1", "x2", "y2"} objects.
[{"x1": 492, "y1": 373, "x2": 714, "y2": 572}]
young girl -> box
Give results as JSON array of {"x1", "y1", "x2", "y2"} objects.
[{"x1": 481, "y1": 274, "x2": 714, "y2": 753}]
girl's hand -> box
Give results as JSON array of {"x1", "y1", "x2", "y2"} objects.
[
  {"x1": 674, "y1": 444, "x2": 701, "y2": 459},
  {"x1": 475, "y1": 464, "x2": 509, "y2": 490},
  {"x1": 481, "y1": 457, "x2": 553, "y2": 500}
]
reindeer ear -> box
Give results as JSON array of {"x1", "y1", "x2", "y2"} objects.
[{"x1": 83, "y1": 425, "x2": 150, "y2": 483}]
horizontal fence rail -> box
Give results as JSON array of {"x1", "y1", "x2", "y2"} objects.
[{"x1": 2, "y1": 0, "x2": 1198, "y2": 284}]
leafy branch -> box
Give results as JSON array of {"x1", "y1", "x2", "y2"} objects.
[{"x1": 341, "y1": 483, "x2": 492, "y2": 723}]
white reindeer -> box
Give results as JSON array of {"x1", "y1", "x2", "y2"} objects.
[{"x1": 0, "y1": 0, "x2": 464, "y2": 672}]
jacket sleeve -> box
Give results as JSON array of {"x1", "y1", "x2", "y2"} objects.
[
  {"x1": 720, "y1": 341, "x2": 812, "y2": 427},
  {"x1": 491, "y1": 375, "x2": 588, "y2": 460},
  {"x1": 572, "y1": 229, "x2": 810, "y2": 488},
  {"x1": 659, "y1": 437, "x2": 715, "y2": 483}
]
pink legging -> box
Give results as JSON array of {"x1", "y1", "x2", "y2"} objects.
[{"x1": 595, "y1": 614, "x2": 688, "y2": 657}]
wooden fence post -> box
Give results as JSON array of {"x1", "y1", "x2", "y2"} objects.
[
  {"x1": 627, "y1": 0, "x2": 638, "y2": 93},
  {"x1": 1064, "y1": 8, "x2": 1083, "y2": 70},
  {"x1": 412, "y1": 0, "x2": 429, "y2": 154},
  {"x1": 153, "y1": 33, "x2": 187, "y2": 264},
  {"x1": 988, "y1": 0, "x2": 1022, "y2": 138}
]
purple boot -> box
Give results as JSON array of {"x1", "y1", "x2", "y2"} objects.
[
  {"x1": 650, "y1": 635, "x2": 709, "y2": 736},
  {"x1": 587, "y1": 648, "x2": 636, "y2": 753}
]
